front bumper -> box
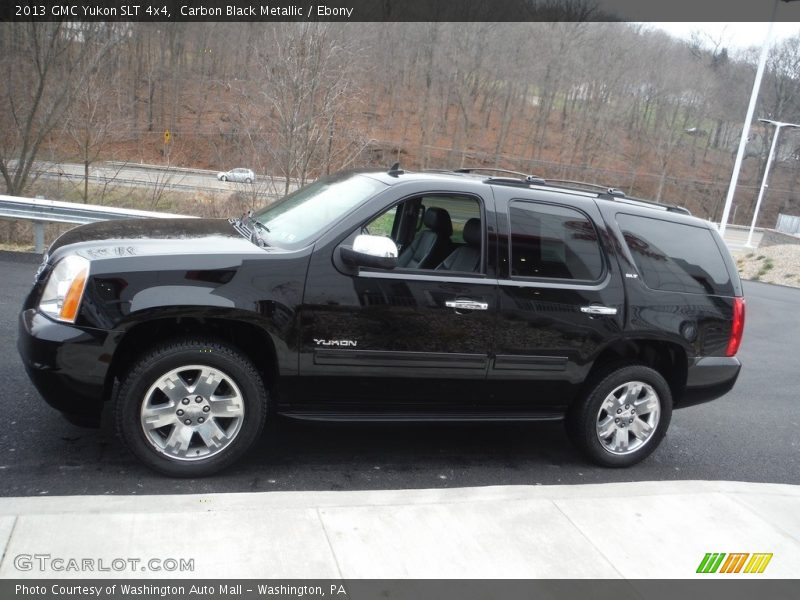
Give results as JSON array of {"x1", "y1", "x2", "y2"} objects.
[
  {"x1": 678, "y1": 356, "x2": 742, "y2": 408},
  {"x1": 17, "y1": 309, "x2": 114, "y2": 423}
]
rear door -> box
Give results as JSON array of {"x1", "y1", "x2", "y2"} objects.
[{"x1": 490, "y1": 188, "x2": 625, "y2": 413}]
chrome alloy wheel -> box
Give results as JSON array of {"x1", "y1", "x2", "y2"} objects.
[
  {"x1": 139, "y1": 365, "x2": 245, "y2": 461},
  {"x1": 595, "y1": 381, "x2": 660, "y2": 455}
]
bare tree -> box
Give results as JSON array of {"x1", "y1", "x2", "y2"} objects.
[
  {"x1": 250, "y1": 23, "x2": 359, "y2": 194},
  {"x1": 0, "y1": 22, "x2": 119, "y2": 196},
  {"x1": 765, "y1": 34, "x2": 800, "y2": 123},
  {"x1": 62, "y1": 66, "x2": 120, "y2": 202}
]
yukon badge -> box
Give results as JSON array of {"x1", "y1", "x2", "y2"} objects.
[{"x1": 313, "y1": 338, "x2": 358, "y2": 348}]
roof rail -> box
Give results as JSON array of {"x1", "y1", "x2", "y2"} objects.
[
  {"x1": 434, "y1": 166, "x2": 692, "y2": 215},
  {"x1": 454, "y1": 167, "x2": 546, "y2": 184},
  {"x1": 484, "y1": 176, "x2": 545, "y2": 186},
  {"x1": 611, "y1": 197, "x2": 692, "y2": 215},
  {"x1": 541, "y1": 178, "x2": 626, "y2": 198},
  {"x1": 526, "y1": 177, "x2": 691, "y2": 214}
]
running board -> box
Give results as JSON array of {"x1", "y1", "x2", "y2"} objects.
[{"x1": 277, "y1": 411, "x2": 564, "y2": 423}]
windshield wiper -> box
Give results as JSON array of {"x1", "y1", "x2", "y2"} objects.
[
  {"x1": 229, "y1": 213, "x2": 251, "y2": 237},
  {"x1": 244, "y1": 211, "x2": 270, "y2": 247},
  {"x1": 229, "y1": 211, "x2": 269, "y2": 247},
  {"x1": 250, "y1": 217, "x2": 270, "y2": 235}
]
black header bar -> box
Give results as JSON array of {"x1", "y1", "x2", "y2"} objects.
[
  {"x1": 2, "y1": 579, "x2": 800, "y2": 600},
  {"x1": 2, "y1": 0, "x2": 800, "y2": 22}
]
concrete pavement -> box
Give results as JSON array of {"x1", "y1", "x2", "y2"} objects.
[
  {"x1": 0, "y1": 481, "x2": 797, "y2": 579},
  {"x1": 722, "y1": 226, "x2": 764, "y2": 251}
]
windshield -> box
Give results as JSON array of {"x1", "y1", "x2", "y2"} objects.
[{"x1": 251, "y1": 173, "x2": 386, "y2": 249}]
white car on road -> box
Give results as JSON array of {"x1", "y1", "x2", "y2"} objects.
[{"x1": 217, "y1": 168, "x2": 255, "y2": 183}]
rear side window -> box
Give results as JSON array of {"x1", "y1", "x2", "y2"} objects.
[
  {"x1": 509, "y1": 201, "x2": 604, "y2": 281},
  {"x1": 617, "y1": 213, "x2": 733, "y2": 296}
]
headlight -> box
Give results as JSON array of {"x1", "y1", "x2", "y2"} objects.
[{"x1": 39, "y1": 255, "x2": 89, "y2": 323}]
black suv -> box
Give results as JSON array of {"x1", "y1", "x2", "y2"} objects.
[{"x1": 18, "y1": 166, "x2": 744, "y2": 476}]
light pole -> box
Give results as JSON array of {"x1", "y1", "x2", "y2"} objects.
[
  {"x1": 746, "y1": 119, "x2": 800, "y2": 247},
  {"x1": 719, "y1": 0, "x2": 800, "y2": 237},
  {"x1": 718, "y1": 5, "x2": 778, "y2": 238}
]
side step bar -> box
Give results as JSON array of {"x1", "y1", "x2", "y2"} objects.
[{"x1": 277, "y1": 411, "x2": 564, "y2": 423}]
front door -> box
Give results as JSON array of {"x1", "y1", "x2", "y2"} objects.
[{"x1": 295, "y1": 192, "x2": 497, "y2": 416}]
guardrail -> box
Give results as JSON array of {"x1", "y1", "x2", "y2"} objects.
[
  {"x1": 105, "y1": 161, "x2": 304, "y2": 186},
  {"x1": 105, "y1": 160, "x2": 221, "y2": 176},
  {"x1": 37, "y1": 169, "x2": 236, "y2": 196},
  {"x1": 15, "y1": 160, "x2": 291, "y2": 197},
  {"x1": 0, "y1": 194, "x2": 194, "y2": 253},
  {"x1": 776, "y1": 213, "x2": 800, "y2": 236}
]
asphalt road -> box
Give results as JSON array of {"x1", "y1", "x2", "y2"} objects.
[
  {"x1": 1, "y1": 251, "x2": 798, "y2": 496},
  {"x1": 23, "y1": 160, "x2": 298, "y2": 198}
]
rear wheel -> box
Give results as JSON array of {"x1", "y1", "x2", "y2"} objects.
[
  {"x1": 245, "y1": 177, "x2": 252, "y2": 184},
  {"x1": 566, "y1": 364, "x2": 672, "y2": 467},
  {"x1": 115, "y1": 339, "x2": 267, "y2": 477}
]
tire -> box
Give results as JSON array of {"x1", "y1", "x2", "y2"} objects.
[
  {"x1": 115, "y1": 338, "x2": 268, "y2": 477},
  {"x1": 220, "y1": 175, "x2": 227, "y2": 182},
  {"x1": 245, "y1": 177, "x2": 252, "y2": 184},
  {"x1": 566, "y1": 363, "x2": 672, "y2": 467}
]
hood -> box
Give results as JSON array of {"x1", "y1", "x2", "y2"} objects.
[{"x1": 48, "y1": 218, "x2": 264, "y2": 260}]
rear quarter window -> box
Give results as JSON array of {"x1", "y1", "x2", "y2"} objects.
[{"x1": 617, "y1": 213, "x2": 733, "y2": 296}]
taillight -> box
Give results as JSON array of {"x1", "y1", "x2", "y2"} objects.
[{"x1": 726, "y1": 297, "x2": 745, "y2": 357}]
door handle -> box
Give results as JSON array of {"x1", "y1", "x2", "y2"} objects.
[
  {"x1": 580, "y1": 305, "x2": 617, "y2": 316},
  {"x1": 446, "y1": 299, "x2": 489, "y2": 311}
]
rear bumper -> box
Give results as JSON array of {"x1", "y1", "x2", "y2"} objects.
[
  {"x1": 678, "y1": 356, "x2": 741, "y2": 408},
  {"x1": 17, "y1": 308, "x2": 113, "y2": 423}
]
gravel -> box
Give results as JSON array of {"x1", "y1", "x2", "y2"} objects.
[{"x1": 733, "y1": 244, "x2": 800, "y2": 288}]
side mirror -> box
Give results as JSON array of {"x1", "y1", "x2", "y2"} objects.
[{"x1": 340, "y1": 234, "x2": 399, "y2": 270}]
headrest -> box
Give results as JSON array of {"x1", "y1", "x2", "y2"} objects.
[
  {"x1": 462, "y1": 218, "x2": 481, "y2": 247},
  {"x1": 423, "y1": 207, "x2": 453, "y2": 236}
]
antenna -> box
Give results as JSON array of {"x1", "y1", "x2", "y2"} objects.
[{"x1": 388, "y1": 162, "x2": 404, "y2": 176}]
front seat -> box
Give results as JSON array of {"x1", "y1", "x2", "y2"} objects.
[
  {"x1": 437, "y1": 218, "x2": 481, "y2": 273},
  {"x1": 396, "y1": 207, "x2": 453, "y2": 269}
]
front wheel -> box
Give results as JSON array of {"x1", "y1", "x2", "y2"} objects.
[
  {"x1": 220, "y1": 175, "x2": 227, "y2": 182},
  {"x1": 566, "y1": 364, "x2": 672, "y2": 467},
  {"x1": 115, "y1": 339, "x2": 267, "y2": 477}
]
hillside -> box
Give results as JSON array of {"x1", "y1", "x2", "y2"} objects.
[{"x1": 3, "y1": 22, "x2": 800, "y2": 227}]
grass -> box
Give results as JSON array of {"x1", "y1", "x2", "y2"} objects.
[
  {"x1": 0, "y1": 242, "x2": 35, "y2": 252},
  {"x1": 755, "y1": 258, "x2": 774, "y2": 280}
]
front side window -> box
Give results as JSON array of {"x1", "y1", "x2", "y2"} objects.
[
  {"x1": 358, "y1": 194, "x2": 483, "y2": 273},
  {"x1": 509, "y1": 201, "x2": 604, "y2": 281},
  {"x1": 252, "y1": 173, "x2": 386, "y2": 249}
]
